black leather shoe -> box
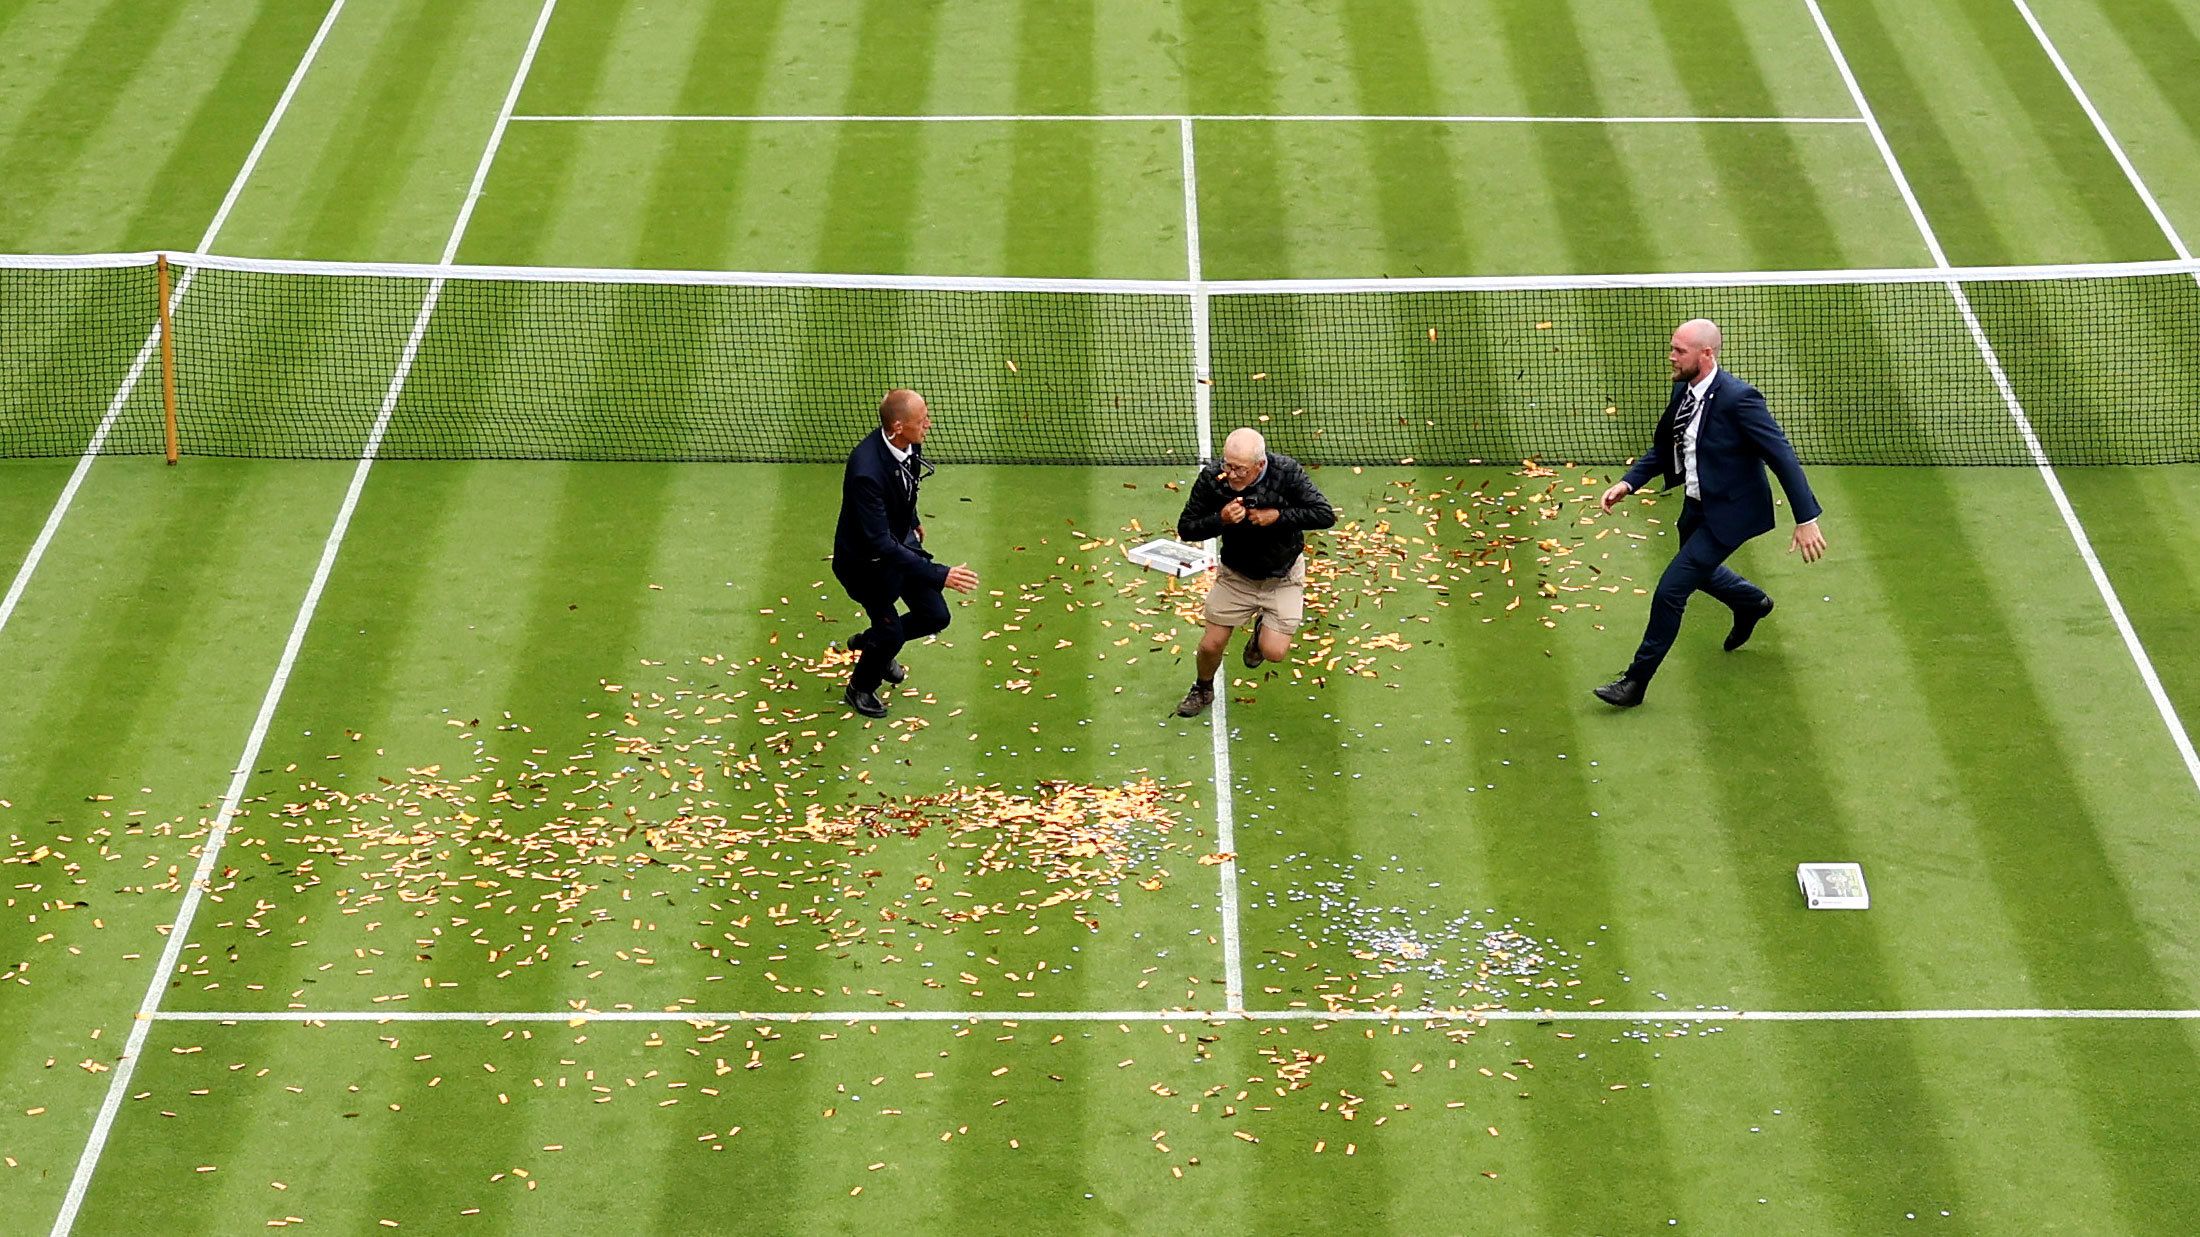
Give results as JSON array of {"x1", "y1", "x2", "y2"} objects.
[
  {"x1": 1592, "y1": 675, "x2": 1645, "y2": 708},
  {"x1": 1242, "y1": 616, "x2": 1265, "y2": 669},
  {"x1": 1724, "y1": 597, "x2": 1775, "y2": 652},
  {"x1": 847, "y1": 630, "x2": 905, "y2": 683},
  {"x1": 843, "y1": 685, "x2": 889, "y2": 718}
]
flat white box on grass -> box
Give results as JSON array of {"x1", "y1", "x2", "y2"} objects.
[
  {"x1": 1796, "y1": 862, "x2": 1869, "y2": 910},
  {"x1": 1126, "y1": 538, "x2": 1211, "y2": 577}
]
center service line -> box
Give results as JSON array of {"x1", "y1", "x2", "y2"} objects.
[{"x1": 1179, "y1": 115, "x2": 1245, "y2": 1015}]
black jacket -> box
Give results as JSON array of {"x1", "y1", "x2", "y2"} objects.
[
  {"x1": 832, "y1": 429, "x2": 946, "y2": 594},
  {"x1": 1175, "y1": 451, "x2": 1336, "y2": 579}
]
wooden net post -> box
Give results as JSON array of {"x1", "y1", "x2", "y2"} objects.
[{"x1": 157, "y1": 254, "x2": 179, "y2": 465}]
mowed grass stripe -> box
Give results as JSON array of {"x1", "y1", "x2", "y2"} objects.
[
  {"x1": 1851, "y1": 468, "x2": 2200, "y2": 1008},
  {"x1": 1424, "y1": 484, "x2": 1694, "y2": 1227},
  {"x1": 0, "y1": 463, "x2": 353, "y2": 1218},
  {"x1": 1494, "y1": 0, "x2": 1653, "y2": 273},
  {"x1": 0, "y1": 462, "x2": 73, "y2": 575},
  {"x1": 1552, "y1": 484, "x2": 1961, "y2": 1222},
  {"x1": 2094, "y1": 0, "x2": 2200, "y2": 149},
  {"x1": 1745, "y1": 471, "x2": 2048, "y2": 1006},
  {"x1": 1337, "y1": 1, "x2": 1476, "y2": 276},
  {"x1": 453, "y1": 0, "x2": 623, "y2": 270},
  {"x1": 103, "y1": 0, "x2": 340, "y2": 253},
  {"x1": 0, "y1": 0, "x2": 190, "y2": 246},
  {"x1": 196, "y1": 1, "x2": 544, "y2": 265},
  {"x1": 1439, "y1": 519, "x2": 1692, "y2": 1226},
  {"x1": 2076, "y1": 0, "x2": 2200, "y2": 242},
  {"x1": 1185, "y1": 0, "x2": 1285, "y2": 268},
  {"x1": 1937, "y1": 0, "x2": 2178, "y2": 256},
  {"x1": 2051, "y1": 467, "x2": 2200, "y2": 742},
  {"x1": 1006, "y1": 0, "x2": 1098, "y2": 278},
  {"x1": 1816, "y1": 0, "x2": 2165, "y2": 265},
  {"x1": 633, "y1": 0, "x2": 789, "y2": 270},
  {"x1": 812, "y1": 0, "x2": 945, "y2": 276},
  {"x1": 1647, "y1": 0, "x2": 1880, "y2": 271},
  {"x1": 291, "y1": 0, "x2": 472, "y2": 262},
  {"x1": 1670, "y1": 570, "x2": 1973, "y2": 1221}
]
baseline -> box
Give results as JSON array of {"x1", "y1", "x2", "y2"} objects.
[
  {"x1": 144, "y1": 1006, "x2": 2200, "y2": 1025},
  {"x1": 511, "y1": 112, "x2": 1870, "y2": 125}
]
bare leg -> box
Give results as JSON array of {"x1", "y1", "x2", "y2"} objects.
[
  {"x1": 1257, "y1": 624, "x2": 1292, "y2": 663},
  {"x1": 1195, "y1": 622, "x2": 1233, "y2": 681}
]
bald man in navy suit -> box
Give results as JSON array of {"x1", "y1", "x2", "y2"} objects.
[
  {"x1": 1593, "y1": 319, "x2": 1827, "y2": 708},
  {"x1": 832, "y1": 389, "x2": 980, "y2": 718}
]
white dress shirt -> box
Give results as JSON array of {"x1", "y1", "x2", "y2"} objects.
[{"x1": 1681, "y1": 367, "x2": 1716, "y2": 500}]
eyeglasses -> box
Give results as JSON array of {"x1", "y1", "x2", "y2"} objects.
[{"x1": 905, "y1": 454, "x2": 936, "y2": 483}]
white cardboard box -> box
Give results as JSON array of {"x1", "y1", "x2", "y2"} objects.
[
  {"x1": 1796, "y1": 862, "x2": 1870, "y2": 910},
  {"x1": 1126, "y1": 538, "x2": 1211, "y2": 577}
]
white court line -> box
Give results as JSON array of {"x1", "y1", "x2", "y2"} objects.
[
  {"x1": 511, "y1": 112, "x2": 1869, "y2": 126},
  {"x1": 1803, "y1": 0, "x2": 2200, "y2": 796},
  {"x1": 1181, "y1": 119, "x2": 1211, "y2": 458},
  {"x1": 2008, "y1": 0, "x2": 2194, "y2": 264},
  {"x1": 1179, "y1": 117, "x2": 1244, "y2": 1015},
  {"x1": 46, "y1": 3, "x2": 564, "y2": 1232},
  {"x1": 0, "y1": 0, "x2": 352, "y2": 641},
  {"x1": 144, "y1": 1006, "x2": 2200, "y2": 1025}
]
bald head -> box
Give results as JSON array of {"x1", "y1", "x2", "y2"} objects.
[
  {"x1": 1218, "y1": 427, "x2": 1268, "y2": 491},
  {"x1": 879, "y1": 388, "x2": 932, "y2": 447},
  {"x1": 1668, "y1": 319, "x2": 1722, "y2": 384},
  {"x1": 880, "y1": 388, "x2": 926, "y2": 428},
  {"x1": 1223, "y1": 427, "x2": 1266, "y2": 464}
]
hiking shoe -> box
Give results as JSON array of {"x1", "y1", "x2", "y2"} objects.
[{"x1": 1173, "y1": 682, "x2": 1215, "y2": 718}]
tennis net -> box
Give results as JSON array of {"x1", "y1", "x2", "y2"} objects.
[{"x1": 4, "y1": 251, "x2": 2197, "y2": 465}]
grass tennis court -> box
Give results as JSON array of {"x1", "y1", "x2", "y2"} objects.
[{"x1": 5, "y1": 1, "x2": 2200, "y2": 1232}]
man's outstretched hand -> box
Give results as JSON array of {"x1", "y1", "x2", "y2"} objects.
[
  {"x1": 944, "y1": 563, "x2": 982, "y2": 592},
  {"x1": 1789, "y1": 521, "x2": 1826, "y2": 564}
]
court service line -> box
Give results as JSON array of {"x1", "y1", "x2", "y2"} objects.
[
  {"x1": 46, "y1": 2, "x2": 564, "y2": 1232},
  {"x1": 511, "y1": 112, "x2": 1869, "y2": 126},
  {"x1": 2008, "y1": 0, "x2": 2194, "y2": 264},
  {"x1": 1803, "y1": 0, "x2": 2200, "y2": 796},
  {"x1": 1179, "y1": 117, "x2": 1245, "y2": 1016},
  {"x1": 144, "y1": 1006, "x2": 2200, "y2": 1025},
  {"x1": 0, "y1": 0, "x2": 352, "y2": 641}
]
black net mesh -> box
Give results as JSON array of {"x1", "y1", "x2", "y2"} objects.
[{"x1": 5, "y1": 256, "x2": 2197, "y2": 466}]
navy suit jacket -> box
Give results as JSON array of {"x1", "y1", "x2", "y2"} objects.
[
  {"x1": 1621, "y1": 369, "x2": 1823, "y2": 547},
  {"x1": 832, "y1": 429, "x2": 946, "y2": 595}
]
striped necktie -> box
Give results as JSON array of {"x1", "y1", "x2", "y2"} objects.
[{"x1": 1673, "y1": 387, "x2": 1703, "y2": 476}]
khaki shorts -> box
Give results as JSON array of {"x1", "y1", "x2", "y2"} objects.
[{"x1": 1203, "y1": 556, "x2": 1307, "y2": 634}]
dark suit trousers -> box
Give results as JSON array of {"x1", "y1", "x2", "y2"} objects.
[
  {"x1": 1626, "y1": 498, "x2": 1770, "y2": 683},
  {"x1": 844, "y1": 573, "x2": 951, "y2": 693}
]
